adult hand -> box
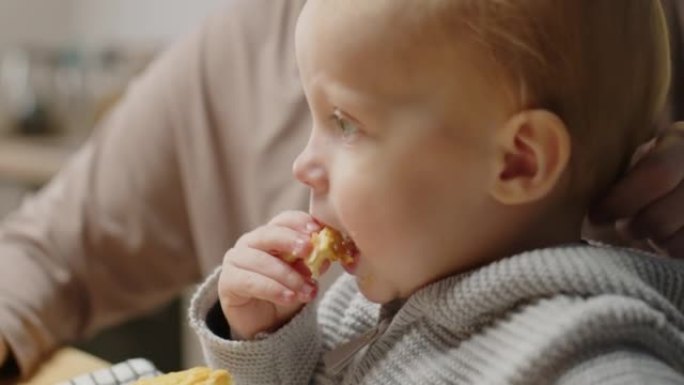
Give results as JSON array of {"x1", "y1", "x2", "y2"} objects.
[
  {"x1": 588, "y1": 122, "x2": 684, "y2": 257},
  {"x1": 218, "y1": 211, "x2": 322, "y2": 340}
]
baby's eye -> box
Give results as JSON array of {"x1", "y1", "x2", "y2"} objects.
[
  {"x1": 337, "y1": 117, "x2": 358, "y2": 137},
  {"x1": 333, "y1": 111, "x2": 360, "y2": 139}
]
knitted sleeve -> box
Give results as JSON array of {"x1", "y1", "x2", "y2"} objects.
[
  {"x1": 189, "y1": 268, "x2": 322, "y2": 385},
  {"x1": 556, "y1": 350, "x2": 684, "y2": 385}
]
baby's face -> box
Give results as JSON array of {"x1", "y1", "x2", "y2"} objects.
[{"x1": 293, "y1": 1, "x2": 513, "y2": 302}]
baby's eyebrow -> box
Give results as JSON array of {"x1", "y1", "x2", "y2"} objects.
[{"x1": 324, "y1": 81, "x2": 381, "y2": 107}]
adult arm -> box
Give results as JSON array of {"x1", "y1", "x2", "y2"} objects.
[
  {"x1": 0, "y1": 31, "x2": 199, "y2": 377},
  {"x1": 0, "y1": 0, "x2": 312, "y2": 376},
  {"x1": 0, "y1": 0, "x2": 310, "y2": 376}
]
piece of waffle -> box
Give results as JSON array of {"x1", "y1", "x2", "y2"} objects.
[
  {"x1": 133, "y1": 367, "x2": 233, "y2": 385},
  {"x1": 285, "y1": 226, "x2": 355, "y2": 278}
]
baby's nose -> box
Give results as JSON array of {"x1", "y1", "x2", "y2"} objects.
[{"x1": 293, "y1": 143, "x2": 328, "y2": 193}]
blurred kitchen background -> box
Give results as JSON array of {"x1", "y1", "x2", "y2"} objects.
[{"x1": 0, "y1": 0, "x2": 224, "y2": 373}]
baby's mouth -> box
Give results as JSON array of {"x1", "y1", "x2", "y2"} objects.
[
  {"x1": 339, "y1": 233, "x2": 360, "y2": 272},
  {"x1": 296, "y1": 221, "x2": 359, "y2": 280},
  {"x1": 311, "y1": 219, "x2": 360, "y2": 273}
]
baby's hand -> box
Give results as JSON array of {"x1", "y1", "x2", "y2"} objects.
[
  {"x1": 218, "y1": 211, "x2": 322, "y2": 340},
  {"x1": 588, "y1": 122, "x2": 684, "y2": 257}
]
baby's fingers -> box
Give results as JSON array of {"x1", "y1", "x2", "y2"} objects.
[
  {"x1": 269, "y1": 210, "x2": 321, "y2": 234},
  {"x1": 222, "y1": 269, "x2": 303, "y2": 307},
  {"x1": 236, "y1": 225, "x2": 313, "y2": 258},
  {"x1": 227, "y1": 247, "x2": 316, "y2": 303}
]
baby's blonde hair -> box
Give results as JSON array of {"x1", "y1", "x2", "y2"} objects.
[{"x1": 433, "y1": 0, "x2": 672, "y2": 201}]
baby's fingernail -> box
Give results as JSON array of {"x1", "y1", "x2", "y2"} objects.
[
  {"x1": 301, "y1": 285, "x2": 314, "y2": 296},
  {"x1": 282, "y1": 290, "x2": 296, "y2": 302},
  {"x1": 306, "y1": 222, "x2": 321, "y2": 233},
  {"x1": 292, "y1": 238, "x2": 308, "y2": 256},
  {"x1": 298, "y1": 285, "x2": 316, "y2": 301}
]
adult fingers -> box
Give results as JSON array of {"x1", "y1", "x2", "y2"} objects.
[
  {"x1": 658, "y1": 227, "x2": 684, "y2": 258},
  {"x1": 628, "y1": 183, "x2": 684, "y2": 242},
  {"x1": 590, "y1": 126, "x2": 684, "y2": 223}
]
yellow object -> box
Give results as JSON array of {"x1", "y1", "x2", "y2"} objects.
[
  {"x1": 134, "y1": 367, "x2": 233, "y2": 385},
  {"x1": 285, "y1": 226, "x2": 355, "y2": 278},
  {"x1": 20, "y1": 348, "x2": 109, "y2": 385}
]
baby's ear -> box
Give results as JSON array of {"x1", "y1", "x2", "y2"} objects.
[{"x1": 489, "y1": 110, "x2": 571, "y2": 205}]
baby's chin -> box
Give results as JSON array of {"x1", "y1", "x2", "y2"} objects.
[{"x1": 355, "y1": 275, "x2": 414, "y2": 304}]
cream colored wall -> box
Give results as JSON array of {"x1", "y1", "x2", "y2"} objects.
[
  {"x1": 0, "y1": 0, "x2": 75, "y2": 49},
  {"x1": 0, "y1": 0, "x2": 224, "y2": 49}
]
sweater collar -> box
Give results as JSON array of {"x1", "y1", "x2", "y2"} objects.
[{"x1": 386, "y1": 244, "x2": 684, "y2": 336}]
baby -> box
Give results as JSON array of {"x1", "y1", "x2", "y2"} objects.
[{"x1": 190, "y1": 0, "x2": 684, "y2": 384}]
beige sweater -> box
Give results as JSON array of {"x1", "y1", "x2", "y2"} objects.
[
  {"x1": 0, "y1": 0, "x2": 682, "y2": 379},
  {"x1": 0, "y1": 0, "x2": 309, "y2": 376}
]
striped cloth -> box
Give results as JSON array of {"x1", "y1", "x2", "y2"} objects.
[{"x1": 56, "y1": 358, "x2": 160, "y2": 385}]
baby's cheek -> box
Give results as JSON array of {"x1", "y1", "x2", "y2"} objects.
[
  {"x1": 340, "y1": 191, "x2": 403, "y2": 260},
  {"x1": 336, "y1": 182, "x2": 378, "y2": 236}
]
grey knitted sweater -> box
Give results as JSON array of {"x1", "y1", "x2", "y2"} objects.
[{"x1": 189, "y1": 245, "x2": 684, "y2": 384}]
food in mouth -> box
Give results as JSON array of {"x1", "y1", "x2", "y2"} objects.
[
  {"x1": 133, "y1": 367, "x2": 233, "y2": 385},
  {"x1": 285, "y1": 226, "x2": 356, "y2": 279}
]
